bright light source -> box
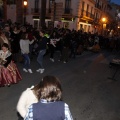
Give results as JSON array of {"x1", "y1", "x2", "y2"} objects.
[
  {"x1": 102, "y1": 18, "x2": 106, "y2": 22},
  {"x1": 24, "y1": 1, "x2": 27, "y2": 6}
]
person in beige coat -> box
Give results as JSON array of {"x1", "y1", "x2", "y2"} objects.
[{"x1": 16, "y1": 82, "x2": 41, "y2": 119}]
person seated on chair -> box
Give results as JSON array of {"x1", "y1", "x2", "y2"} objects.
[{"x1": 0, "y1": 43, "x2": 22, "y2": 87}]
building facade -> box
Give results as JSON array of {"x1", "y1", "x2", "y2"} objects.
[{"x1": 5, "y1": 0, "x2": 118, "y2": 34}]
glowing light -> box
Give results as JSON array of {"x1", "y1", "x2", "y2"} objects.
[{"x1": 24, "y1": 1, "x2": 27, "y2": 6}]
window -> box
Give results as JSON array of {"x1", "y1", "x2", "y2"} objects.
[
  {"x1": 81, "y1": 1, "x2": 84, "y2": 17},
  {"x1": 86, "y1": 4, "x2": 89, "y2": 16},
  {"x1": 65, "y1": 0, "x2": 71, "y2": 14},
  {"x1": 86, "y1": 4, "x2": 89, "y2": 12},
  {"x1": 82, "y1": 1, "x2": 85, "y2": 10},
  {"x1": 91, "y1": 7, "x2": 93, "y2": 14},
  {"x1": 49, "y1": 0, "x2": 53, "y2": 13},
  {"x1": 35, "y1": 0, "x2": 39, "y2": 13},
  {"x1": 91, "y1": 7, "x2": 93, "y2": 18}
]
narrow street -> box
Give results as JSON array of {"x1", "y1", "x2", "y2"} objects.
[{"x1": 0, "y1": 50, "x2": 120, "y2": 120}]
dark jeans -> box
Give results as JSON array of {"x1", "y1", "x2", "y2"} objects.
[
  {"x1": 37, "y1": 49, "x2": 46, "y2": 68},
  {"x1": 22, "y1": 53, "x2": 30, "y2": 69},
  {"x1": 49, "y1": 45, "x2": 55, "y2": 58}
]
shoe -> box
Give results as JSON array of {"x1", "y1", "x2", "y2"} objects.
[
  {"x1": 28, "y1": 69, "x2": 33, "y2": 73},
  {"x1": 50, "y1": 58, "x2": 54, "y2": 62},
  {"x1": 40, "y1": 69, "x2": 45, "y2": 74},
  {"x1": 7, "y1": 84, "x2": 10, "y2": 87},
  {"x1": 63, "y1": 61, "x2": 66, "y2": 63},
  {"x1": 36, "y1": 69, "x2": 40, "y2": 72},
  {"x1": 23, "y1": 68, "x2": 28, "y2": 72}
]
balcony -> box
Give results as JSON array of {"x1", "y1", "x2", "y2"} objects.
[
  {"x1": 61, "y1": 8, "x2": 74, "y2": 21},
  {"x1": 80, "y1": 10, "x2": 94, "y2": 20}
]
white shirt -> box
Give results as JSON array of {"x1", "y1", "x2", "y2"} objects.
[
  {"x1": 16, "y1": 86, "x2": 38, "y2": 118},
  {"x1": 20, "y1": 39, "x2": 34, "y2": 54}
]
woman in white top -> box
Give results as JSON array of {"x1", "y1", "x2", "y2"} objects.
[
  {"x1": 16, "y1": 82, "x2": 41, "y2": 119},
  {"x1": 20, "y1": 33, "x2": 34, "y2": 73}
]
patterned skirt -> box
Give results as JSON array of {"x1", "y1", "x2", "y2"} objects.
[{"x1": 0, "y1": 61, "x2": 22, "y2": 86}]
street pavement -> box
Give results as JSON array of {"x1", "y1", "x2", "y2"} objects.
[{"x1": 0, "y1": 50, "x2": 120, "y2": 120}]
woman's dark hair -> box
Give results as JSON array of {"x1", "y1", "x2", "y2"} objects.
[
  {"x1": 38, "y1": 75, "x2": 62, "y2": 102},
  {"x1": 2, "y1": 43, "x2": 9, "y2": 49}
]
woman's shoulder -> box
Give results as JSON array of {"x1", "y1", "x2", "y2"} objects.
[
  {"x1": 24, "y1": 85, "x2": 33, "y2": 90},
  {"x1": 21, "y1": 88, "x2": 33, "y2": 97},
  {"x1": 23, "y1": 86, "x2": 34, "y2": 94}
]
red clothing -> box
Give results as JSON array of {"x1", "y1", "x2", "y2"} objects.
[{"x1": 0, "y1": 61, "x2": 22, "y2": 86}]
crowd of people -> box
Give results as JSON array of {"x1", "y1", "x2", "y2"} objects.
[{"x1": 0, "y1": 20, "x2": 120, "y2": 87}]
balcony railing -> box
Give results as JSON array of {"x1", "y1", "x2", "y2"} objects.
[{"x1": 81, "y1": 10, "x2": 94, "y2": 19}]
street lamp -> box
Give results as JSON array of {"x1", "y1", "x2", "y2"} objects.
[
  {"x1": 23, "y1": 0, "x2": 27, "y2": 25},
  {"x1": 101, "y1": 17, "x2": 107, "y2": 35},
  {"x1": 102, "y1": 18, "x2": 106, "y2": 23}
]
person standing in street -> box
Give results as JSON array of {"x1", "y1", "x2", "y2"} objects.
[
  {"x1": 10, "y1": 26, "x2": 21, "y2": 62},
  {"x1": 59, "y1": 29, "x2": 71, "y2": 63},
  {"x1": 24, "y1": 75, "x2": 73, "y2": 120},
  {"x1": 20, "y1": 33, "x2": 34, "y2": 73},
  {"x1": 36, "y1": 30, "x2": 48, "y2": 74},
  {"x1": 49, "y1": 31, "x2": 60, "y2": 62}
]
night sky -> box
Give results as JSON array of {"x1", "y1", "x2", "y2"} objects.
[{"x1": 111, "y1": 0, "x2": 120, "y2": 5}]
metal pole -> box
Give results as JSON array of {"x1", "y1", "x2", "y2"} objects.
[
  {"x1": 24, "y1": 6, "x2": 26, "y2": 25},
  {"x1": 23, "y1": 0, "x2": 27, "y2": 25}
]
